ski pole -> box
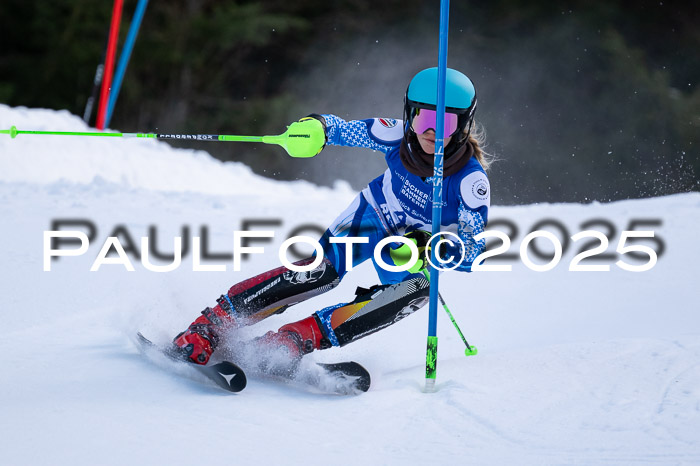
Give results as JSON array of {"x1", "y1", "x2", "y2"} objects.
[
  {"x1": 0, "y1": 118, "x2": 326, "y2": 158},
  {"x1": 425, "y1": 0, "x2": 450, "y2": 392},
  {"x1": 422, "y1": 270, "x2": 478, "y2": 356}
]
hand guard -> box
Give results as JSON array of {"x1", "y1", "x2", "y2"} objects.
[
  {"x1": 389, "y1": 230, "x2": 432, "y2": 274},
  {"x1": 284, "y1": 115, "x2": 327, "y2": 158}
]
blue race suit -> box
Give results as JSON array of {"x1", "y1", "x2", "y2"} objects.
[{"x1": 319, "y1": 114, "x2": 490, "y2": 284}]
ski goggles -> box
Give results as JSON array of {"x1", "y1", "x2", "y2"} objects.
[{"x1": 411, "y1": 108, "x2": 459, "y2": 138}]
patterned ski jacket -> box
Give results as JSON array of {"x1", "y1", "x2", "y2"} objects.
[{"x1": 322, "y1": 114, "x2": 490, "y2": 272}]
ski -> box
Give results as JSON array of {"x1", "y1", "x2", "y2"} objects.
[
  {"x1": 136, "y1": 332, "x2": 247, "y2": 393},
  {"x1": 248, "y1": 359, "x2": 371, "y2": 395},
  {"x1": 136, "y1": 332, "x2": 370, "y2": 395},
  {"x1": 309, "y1": 361, "x2": 371, "y2": 395}
]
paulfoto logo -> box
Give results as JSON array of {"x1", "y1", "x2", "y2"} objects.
[
  {"x1": 43, "y1": 230, "x2": 441, "y2": 273},
  {"x1": 42, "y1": 217, "x2": 664, "y2": 274}
]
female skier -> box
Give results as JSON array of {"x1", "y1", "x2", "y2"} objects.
[{"x1": 172, "y1": 67, "x2": 491, "y2": 372}]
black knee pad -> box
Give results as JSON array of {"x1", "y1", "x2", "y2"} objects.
[
  {"x1": 227, "y1": 257, "x2": 340, "y2": 319},
  {"x1": 320, "y1": 275, "x2": 430, "y2": 347}
]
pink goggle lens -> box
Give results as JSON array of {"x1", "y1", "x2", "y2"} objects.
[{"x1": 411, "y1": 109, "x2": 459, "y2": 138}]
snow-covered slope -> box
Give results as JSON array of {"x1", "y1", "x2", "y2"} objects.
[{"x1": 1, "y1": 105, "x2": 699, "y2": 465}]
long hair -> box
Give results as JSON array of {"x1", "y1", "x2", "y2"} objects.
[{"x1": 467, "y1": 121, "x2": 493, "y2": 171}]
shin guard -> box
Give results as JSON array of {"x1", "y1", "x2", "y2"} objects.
[{"x1": 314, "y1": 274, "x2": 430, "y2": 347}]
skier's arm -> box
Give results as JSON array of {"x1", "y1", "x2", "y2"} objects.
[
  {"x1": 442, "y1": 172, "x2": 491, "y2": 272},
  {"x1": 452, "y1": 204, "x2": 488, "y2": 272},
  {"x1": 314, "y1": 114, "x2": 403, "y2": 154}
]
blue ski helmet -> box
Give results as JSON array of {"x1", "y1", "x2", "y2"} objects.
[{"x1": 404, "y1": 67, "x2": 477, "y2": 148}]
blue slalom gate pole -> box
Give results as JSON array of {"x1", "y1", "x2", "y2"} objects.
[
  {"x1": 105, "y1": 0, "x2": 149, "y2": 128},
  {"x1": 425, "y1": 0, "x2": 450, "y2": 392}
]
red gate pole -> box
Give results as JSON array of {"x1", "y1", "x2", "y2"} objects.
[{"x1": 95, "y1": 0, "x2": 124, "y2": 129}]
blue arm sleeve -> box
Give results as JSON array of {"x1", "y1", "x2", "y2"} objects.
[
  {"x1": 321, "y1": 114, "x2": 403, "y2": 154},
  {"x1": 440, "y1": 203, "x2": 487, "y2": 273}
]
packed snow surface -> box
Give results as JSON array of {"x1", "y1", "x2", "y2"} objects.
[{"x1": 1, "y1": 105, "x2": 699, "y2": 465}]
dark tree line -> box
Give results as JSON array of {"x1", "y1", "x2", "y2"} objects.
[{"x1": 1, "y1": 0, "x2": 698, "y2": 204}]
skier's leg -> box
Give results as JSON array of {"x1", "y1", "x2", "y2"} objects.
[
  {"x1": 318, "y1": 273, "x2": 430, "y2": 347},
  {"x1": 173, "y1": 257, "x2": 340, "y2": 364},
  {"x1": 173, "y1": 192, "x2": 383, "y2": 365},
  {"x1": 256, "y1": 273, "x2": 429, "y2": 362}
]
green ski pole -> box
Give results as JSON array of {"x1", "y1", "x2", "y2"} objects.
[
  {"x1": 422, "y1": 270, "x2": 478, "y2": 357},
  {"x1": 0, "y1": 118, "x2": 326, "y2": 159}
]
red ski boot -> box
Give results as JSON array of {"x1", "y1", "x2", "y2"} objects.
[
  {"x1": 173, "y1": 306, "x2": 236, "y2": 365},
  {"x1": 249, "y1": 315, "x2": 330, "y2": 375}
]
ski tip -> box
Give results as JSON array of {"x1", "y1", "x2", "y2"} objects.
[
  {"x1": 317, "y1": 361, "x2": 371, "y2": 394},
  {"x1": 207, "y1": 361, "x2": 247, "y2": 393},
  {"x1": 345, "y1": 361, "x2": 371, "y2": 392},
  {"x1": 136, "y1": 332, "x2": 152, "y2": 346},
  {"x1": 136, "y1": 332, "x2": 247, "y2": 393}
]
